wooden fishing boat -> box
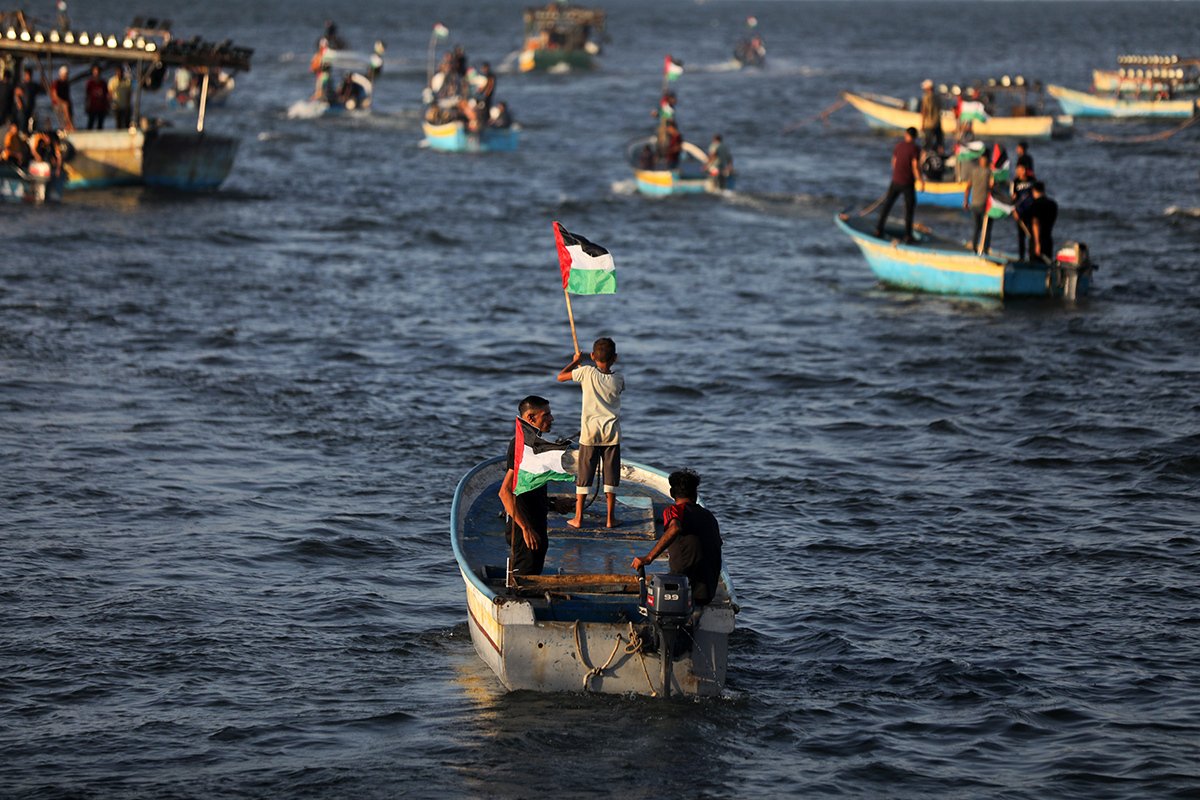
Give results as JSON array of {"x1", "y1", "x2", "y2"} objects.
[
  {"x1": 1092, "y1": 54, "x2": 1200, "y2": 95},
  {"x1": 916, "y1": 162, "x2": 1009, "y2": 209},
  {"x1": 518, "y1": 3, "x2": 605, "y2": 73},
  {"x1": 835, "y1": 213, "x2": 1094, "y2": 300},
  {"x1": 1, "y1": 15, "x2": 252, "y2": 191},
  {"x1": 629, "y1": 139, "x2": 731, "y2": 196},
  {"x1": 288, "y1": 46, "x2": 384, "y2": 119},
  {"x1": 843, "y1": 91, "x2": 1071, "y2": 140},
  {"x1": 1047, "y1": 84, "x2": 1198, "y2": 119},
  {"x1": 451, "y1": 455, "x2": 738, "y2": 697},
  {"x1": 422, "y1": 120, "x2": 519, "y2": 152},
  {"x1": 0, "y1": 160, "x2": 64, "y2": 204}
]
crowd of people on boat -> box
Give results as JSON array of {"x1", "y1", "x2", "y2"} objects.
[
  {"x1": 0, "y1": 61, "x2": 133, "y2": 135},
  {"x1": 635, "y1": 90, "x2": 733, "y2": 187},
  {"x1": 873, "y1": 78, "x2": 1060, "y2": 263},
  {"x1": 423, "y1": 46, "x2": 513, "y2": 131},
  {"x1": 307, "y1": 24, "x2": 385, "y2": 112}
]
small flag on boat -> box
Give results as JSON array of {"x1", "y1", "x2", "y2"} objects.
[
  {"x1": 986, "y1": 194, "x2": 1014, "y2": 219},
  {"x1": 991, "y1": 142, "x2": 1008, "y2": 169},
  {"x1": 554, "y1": 222, "x2": 616, "y2": 295},
  {"x1": 956, "y1": 98, "x2": 988, "y2": 123},
  {"x1": 432, "y1": 23, "x2": 449, "y2": 39},
  {"x1": 664, "y1": 55, "x2": 684, "y2": 82},
  {"x1": 512, "y1": 417, "x2": 573, "y2": 495},
  {"x1": 746, "y1": 16, "x2": 758, "y2": 28}
]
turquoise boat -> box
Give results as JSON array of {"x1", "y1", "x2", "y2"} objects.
[
  {"x1": 451, "y1": 455, "x2": 737, "y2": 697},
  {"x1": 629, "y1": 139, "x2": 733, "y2": 197},
  {"x1": 1, "y1": 161, "x2": 64, "y2": 204},
  {"x1": 1048, "y1": 84, "x2": 1198, "y2": 119},
  {"x1": 422, "y1": 120, "x2": 519, "y2": 153},
  {"x1": 835, "y1": 213, "x2": 1094, "y2": 300}
]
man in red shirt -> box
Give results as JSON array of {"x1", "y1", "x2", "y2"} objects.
[{"x1": 873, "y1": 127, "x2": 924, "y2": 243}]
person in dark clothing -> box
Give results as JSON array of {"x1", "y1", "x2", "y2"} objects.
[
  {"x1": 1028, "y1": 181, "x2": 1058, "y2": 263},
  {"x1": 631, "y1": 469, "x2": 723, "y2": 607},
  {"x1": 14, "y1": 68, "x2": 38, "y2": 132},
  {"x1": 50, "y1": 65, "x2": 74, "y2": 130},
  {"x1": 1015, "y1": 140, "x2": 1034, "y2": 175},
  {"x1": 1009, "y1": 163, "x2": 1036, "y2": 260},
  {"x1": 0, "y1": 68, "x2": 14, "y2": 126},
  {"x1": 874, "y1": 127, "x2": 924, "y2": 243},
  {"x1": 498, "y1": 395, "x2": 573, "y2": 577},
  {"x1": 84, "y1": 65, "x2": 109, "y2": 129}
]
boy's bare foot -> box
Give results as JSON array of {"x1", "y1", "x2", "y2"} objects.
[
  {"x1": 605, "y1": 518, "x2": 620, "y2": 529},
  {"x1": 566, "y1": 518, "x2": 583, "y2": 529}
]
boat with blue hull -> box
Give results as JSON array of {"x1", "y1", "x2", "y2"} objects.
[
  {"x1": 629, "y1": 139, "x2": 732, "y2": 196},
  {"x1": 1048, "y1": 84, "x2": 1198, "y2": 119},
  {"x1": 836, "y1": 213, "x2": 1094, "y2": 300},
  {"x1": 451, "y1": 455, "x2": 737, "y2": 697},
  {"x1": 422, "y1": 120, "x2": 519, "y2": 153},
  {"x1": 1, "y1": 162, "x2": 64, "y2": 204}
]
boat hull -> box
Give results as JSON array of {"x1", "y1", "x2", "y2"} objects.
[
  {"x1": 835, "y1": 214, "x2": 1092, "y2": 299},
  {"x1": 1048, "y1": 84, "x2": 1197, "y2": 118},
  {"x1": 1092, "y1": 68, "x2": 1199, "y2": 95},
  {"x1": 142, "y1": 130, "x2": 238, "y2": 191},
  {"x1": 64, "y1": 129, "x2": 144, "y2": 189},
  {"x1": 518, "y1": 44, "x2": 594, "y2": 73},
  {"x1": 452, "y1": 457, "x2": 736, "y2": 697},
  {"x1": 634, "y1": 168, "x2": 733, "y2": 196},
  {"x1": 423, "y1": 121, "x2": 519, "y2": 152},
  {"x1": 842, "y1": 91, "x2": 1071, "y2": 140},
  {"x1": 0, "y1": 165, "x2": 64, "y2": 204}
]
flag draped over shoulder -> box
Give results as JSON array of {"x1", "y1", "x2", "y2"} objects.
[
  {"x1": 664, "y1": 55, "x2": 684, "y2": 81},
  {"x1": 554, "y1": 222, "x2": 616, "y2": 295},
  {"x1": 512, "y1": 417, "x2": 572, "y2": 495}
]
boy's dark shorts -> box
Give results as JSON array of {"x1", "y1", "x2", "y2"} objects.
[{"x1": 576, "y1": 443, "x2": 620, "y2": 494}]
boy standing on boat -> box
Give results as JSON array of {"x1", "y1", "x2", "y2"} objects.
[{"x1": 557, "y1": 337, "x2": 624, "y2": 529}]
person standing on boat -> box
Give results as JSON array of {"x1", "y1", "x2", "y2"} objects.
[
  {"x1": 0, "y1": 67, "x2": 14, "y2": 127},
  {"x1": 50, "y1": 65, "x2": 75, "y2": 131},
  {"x1": 83, "y1": 65, "x2": 109, "y2": 130},
  {"x1": 557, "y1": 338, "x2": 624, "y2": 531},
  {"x1": 14, "y1": 67, "x2": 38, "y2": 133},
  {"x1": 1015, "y1": 141, "x2": 1034, "y2": 175},
  {"x1": 1009, "y1": 162, "x2": 1037, "y2": 260},
  {"x1": 108, "y1": 66, "x2": 132, "y2": 130},
  {"x1": 964, "y1": 149, "x2": 994, "y2": 253},
  {"x1": 631, "y1": 469, "x2": 723, "y2": 608},
  {"x1": 873, "y1": 127, "x2": 923, "y2": 243},
  {"x1": 663, "y1": 120, "x2": 683, "y2": 169},
  {"x1": 499, "y1": 396, "x2": 573, "y2": 577},
  {"x1": 919, "y1": 79, "x2": 943, "y2": 151},
  {"x1": 1028, "y1": 182, "x2": 1058, "y2": 263}
]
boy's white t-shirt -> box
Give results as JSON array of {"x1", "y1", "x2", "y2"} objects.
[{"x1": 571, "y1": 365, "x2": 624, "y2": 446}]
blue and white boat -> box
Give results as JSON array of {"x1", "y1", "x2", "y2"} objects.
[
  {"x1": 1048, "y1": 84, "x2": 1198, "y2": 119},
  {"x1": 451, "y1": 455, "x2": 737, "y2": 697},
  {"x1": 629, "y1": 138, "x2": 733, "y2": 197},
  {"x1": 836, "y1": 213, "x2": 1094, "y2": 300},
  {"x1": 422, "y1": 120, "x2": 519, "y2": 153},
  {"x1": 1, "y1": 161, "x2": 64, "y2": 204}
]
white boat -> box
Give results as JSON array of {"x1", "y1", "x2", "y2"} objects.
[{"x1": 451, "y1": 455, "x2": 738, "y2": 697}]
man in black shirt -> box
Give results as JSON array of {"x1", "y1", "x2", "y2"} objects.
[
  {"x1": 632, "y1": 469, "x2": 723, "y2": 607},
  {"x1": 498, "y1": 395, "x2": 572, "y2": 576},
  {"x1": 1028, "y1": 181, "x2": 1058, "y2": 263}
]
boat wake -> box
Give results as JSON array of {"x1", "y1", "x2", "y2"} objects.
[
  {"x1": 1164, "y1": 205, "x2": 1200, "y2": 218},
  {"x1": 610, "y1": 179, "x2": 638, "y2": 195},
  {"x1": 286, "y1": 100, "x2": 328, "y2": 120}
]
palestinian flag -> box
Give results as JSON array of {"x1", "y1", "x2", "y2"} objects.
[
  {"x1": 664, "y1": 55, "x2": 684, "y2": 81},
  {"x1": 554, "y1": 221, "x2": 616, "y2": 295},
  {"x1": 512, "y1": 417, "x2": 572, "y2": 495},
  {"x1": 957, "y1": 98, "x2": 988, "y2": 123},
  {"x1": 986, "y1": 194, "x2": 1014, "y2": 219},
  {"x1": 432, "y1": 23, "x2": 449, "y2": 39}
]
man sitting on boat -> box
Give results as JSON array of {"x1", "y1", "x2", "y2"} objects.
[
  {"x1": 631, "y1": 469, "x2": 723, "y2": 608},
  {"x1": 2, "y1": 121, "x2": 30, "y2": 168},
  {"x1": 498, "y1": 396, "x2": 574, "y2": 577}
]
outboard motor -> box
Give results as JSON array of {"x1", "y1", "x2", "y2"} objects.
[
  {"x1": 637, "y1": 568, "x2": 692, "y2": 698},
  {"x1": 1052, "y1": 241, "x2": 1094, "y2": 301}
]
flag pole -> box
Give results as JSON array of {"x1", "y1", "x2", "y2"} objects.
[{"x1": 563, "y1": 288, "x2": 581, "y2": 355}]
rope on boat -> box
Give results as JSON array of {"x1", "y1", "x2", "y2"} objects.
[
  {"x1": 572, "y1": 620, "x2": 658, "y2": 696},
  {"x1": 783, "y1": 97, "x2": 847, "y2": 133},
  {"x1": 1081, "y1": 113, "x2": 1200, "y2": 143}
]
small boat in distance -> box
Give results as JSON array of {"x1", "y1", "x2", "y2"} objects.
[
  {"x1": 629, "y1": 137, "x2": 731, "y2": 196},
  {"x1": 518, "y1": 2, "x2": 606, "y2": 73},
  {"x1": 843, "y1": 86, "x2": 1072, "y2": 140},
  {"x1": 732, "y1": 16, "x2": 765, "y2": 68},
  {"x1": 1092, "y1": 54, "x2": 1200, "y2": 95},
  {"x1": 451, "y1": 455, "x2": 737, "y2": 697},
  {"x1": 836, "y1": 213, "x2": 1094, "y2": 300},
  {"x1": 0, "y1": 160, "x2": 64, "y2": 205},
  {"x1": 288, "y1": 44, "x2": 385, "y2": 119},
  {"x1": 1047, "y1": 84, "x2": 1198, "y2": 119},
  {"x1": 422, "y1": 118, "x2": 519, "y2": 152}
]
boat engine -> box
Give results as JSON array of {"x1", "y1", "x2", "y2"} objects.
[
  {"x1": 637, "y1": 568, "x2": 692, "y2": 698},
  {"x1": 1051, "y1": 241, "x2": 1094, "y2": 300}
]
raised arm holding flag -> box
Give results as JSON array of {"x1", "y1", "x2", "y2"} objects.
[{"x1": 553, "y1": 221, "x2": 616, "y2": 355}]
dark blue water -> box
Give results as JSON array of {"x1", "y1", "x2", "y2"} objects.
[{"x1": 3, "y1": 1, "x2": 1199, "y2": 797}]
